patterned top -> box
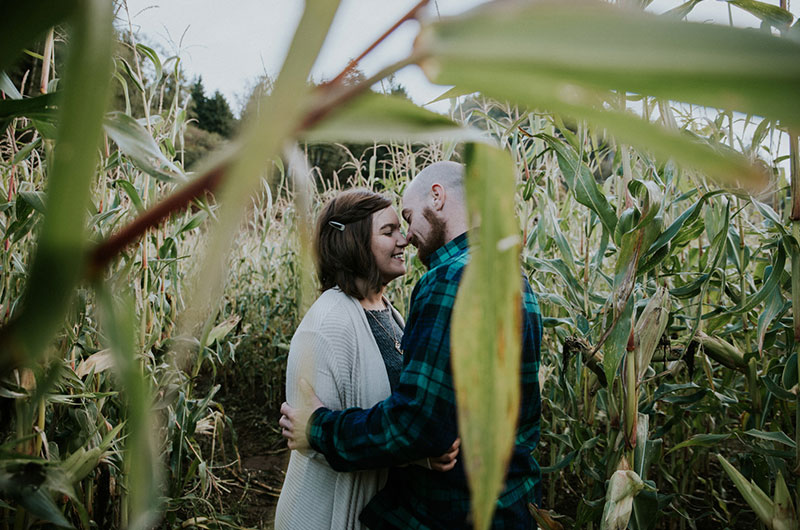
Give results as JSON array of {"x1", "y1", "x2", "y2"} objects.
[
  {"x1": 309, "y1": 232, "x2": 543, "y2": 529},
  {"x1": 364, "y1": 308, "x2": 404, "y2": 391}
]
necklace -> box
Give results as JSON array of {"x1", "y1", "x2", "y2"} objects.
[{"x1": 367, "y1": 309, "x2": 403, "y2": 355}]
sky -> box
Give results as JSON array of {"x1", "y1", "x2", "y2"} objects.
[
  {"x1": 120, "y1": 0, "x2": 797, "y2": 118},
  {"x1": 120, "y1": 0, "x2": 485, "y2": 114}
]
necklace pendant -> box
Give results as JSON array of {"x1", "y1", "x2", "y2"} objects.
[{"x1": 394, "y1": 340, "x2": 402, "y2": 354}]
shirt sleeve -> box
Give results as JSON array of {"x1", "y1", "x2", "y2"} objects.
[{"x1": 307, "y1": 279, "x2": 459, "y2": 472}]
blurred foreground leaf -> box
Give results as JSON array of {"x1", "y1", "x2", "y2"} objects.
[
  {"x1": 303, "y1": 92, "x2": 485, "y2": 143},
  {"x1": 0, "y1": 0, "x2": 113, "y2": 377},
  {"x1": 0, "y1": 0, "x2": 78, "y2": 72},
  {"x1": 452, "y1": 143, "x2": 522, "y2": 530},
  {"x1": 416, "y1": 0, "x2": 800, "y2": 185}
]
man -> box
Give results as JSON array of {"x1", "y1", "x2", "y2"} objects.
[{"x1": 280, "y1": 161, "x2": 543, "y2": 528}]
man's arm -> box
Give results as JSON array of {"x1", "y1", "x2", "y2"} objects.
[{"x1": 308, "y1": 280, "x2": 460, "y2": 472}]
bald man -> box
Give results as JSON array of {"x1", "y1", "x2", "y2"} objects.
[{"x1": 281, "y1": 161, "x2": 543, "y2": 529}]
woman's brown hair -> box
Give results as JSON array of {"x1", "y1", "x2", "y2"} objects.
[{"x1": 315, "y1": 189, "x2": 392, "y2": 299}]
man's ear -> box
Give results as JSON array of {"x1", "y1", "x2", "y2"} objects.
[{"x1": 430, "y1": 183, "x2": 445, "y2": 211}]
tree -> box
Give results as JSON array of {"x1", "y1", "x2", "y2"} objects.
[{"x1": 189, "y1": 77, "x2": 236, "y2": 138}]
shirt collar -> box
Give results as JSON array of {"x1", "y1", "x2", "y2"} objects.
[{"x1": 427, "y1": 232, "x2": 469, "y2": 269}]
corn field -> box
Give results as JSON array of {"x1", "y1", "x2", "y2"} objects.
[{"x1": 1, "y1": 0, "x2": 800, "y2": 529}]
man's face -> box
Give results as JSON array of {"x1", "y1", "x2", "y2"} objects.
[{"x1": 401, "y1": 191, "x2": 447, "y2": 268}]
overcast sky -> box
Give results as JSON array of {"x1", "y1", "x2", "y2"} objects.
[{"x1": 120, "y1": 0, "x2": 797, "y2": 115}]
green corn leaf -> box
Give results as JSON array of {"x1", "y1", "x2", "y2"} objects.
[
  {"x1": 752, "y1": 199, "x2": 787, "y2": 235},
  {"x1": 0, "y1": 93, "x2": 59, "y2": 131},
  {"x1": 206, "y1": 315, "x2": 240, "y2": 345},
  {"x1": 0, "y1": 71, "x2": 22, "y2": 99},
  {"x1": 97, "y1": 284, "x2": 160, "y2": 529},
  {"x1": 0, "y1": 0, "x2": 113, "y2": 378},
  {"x1": 540, "y1": 134, "x2": 617, "y2": 234},
  {"x1": 302, "y1": 92, "x2": 484, "y2": 143},
  {"x1": 628, "y1": 179, "x2": 663, "y2": 232},
  {"x1": 645, "y1": 190, "x2": 727, "y2": 258},
  {"x1": 757, "y1": 289, "x2": 787, "y2": 354},
  {"x1": 117, "y1": 57, "x2": 144, "y2": 93},
  {"x1": 135, "y1": 43, "x2": 162, "y2": 86},
  {"x1": 416, "y1": 0, "x2": 798, "y2": 185},
  {"x1": 667, "y1": 433, "x2": 731, "y2": 454},
  {"x1": 104, "y1": 111, "x2": 184, "y2": 182},
  {"x1": 12, "y1": 137, "x2": 43, "y2": 165},
  {"x1": 115, "y1": 179, "x2": 145, "y2": 214},
  {"x1": 18, "y1": 488, "x2": 72, "y2": 528},
  {"x1": 761, "y1": 375, "x2": 796, "y2": 401},
  {"x1": 452, "y1": 143, "x2": 522, "y2": 530},
  {"x1": 718, "y1": 454, "x2": 774, "y2": 526},
  {"x1": 663, "y1": 0, "x2": 704, "y2": 19},
  {"x1": 726, "y1": 243, "x2": 785, "y2": 314},
  {"x1": 724, "y1": 0, "x2": 794, "y2": 29},
  {"x1": 0, "y1": 0, "x2": 79, "y2": 72},
  {"x1": 18, "y1": 191, "x2": 47, "y2": 214},
  {"x1": 744, "y1": 429, "x2": 797, "y2": 448},
  {"x1": 417, "y1": 1, "x2": 800, "y2": 128},
  {"x1": 772, "y1": 472, "x2": 798, "y2": 529}
]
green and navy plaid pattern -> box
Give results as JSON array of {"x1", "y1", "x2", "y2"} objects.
[{"x1": 309, "y1": 232, "x2": 542, "y2": 529}]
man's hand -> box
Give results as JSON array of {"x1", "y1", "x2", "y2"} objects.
[{"x1": 279, "y1": 379, "x2": 323, "y2": 451}]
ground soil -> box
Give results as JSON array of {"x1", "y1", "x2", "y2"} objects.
[{"x1": 193, "y1": 370, "x2": 289, "y2": 530}]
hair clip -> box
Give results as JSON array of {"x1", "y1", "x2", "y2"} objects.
[{"x1": 328, "y1": 220, "x2": 345, "y2": 232}]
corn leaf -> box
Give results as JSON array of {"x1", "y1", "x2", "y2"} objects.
[
  {"x1": 97, "y1": 285, "x2": 159, "y2": 530},
  {"x1": 0, "y1": 0, "x2": 113, "y2": 378},
  {"x1": 718, "y1": 454, "x2": 774, "y2": 525},
  {"x1": 178, "y1": 0, "x2": 342, "y2": 368},
  {"x1": 744, "y1": 429, "x2": 797, "y2": 448},
  {"x1": 416, "y1": 0, "x2": 800, "y2": 184},
  {"x1": 0, "y1": 0, "x2": 78, "y2": 72},
  {"x1": 667, "y1": 433, "x2": 731, "y2": 454},
  {"x1": 302, "y1": 92, "x2": 484, "y2": 143},
  {"x1": 724, "y1": 0, "x2": 794, "y2": 29},
  {"x1": 540, "y1": 134, "x2": 617, "y2": 234},
  {"x1": 757, "y1": 290, "x2": 787, "y2": 354},
  {"x1": 452, "y1": 143, "x2": 522, "y2": 530},
  {"x1": 104, "y1": 111, "x2": 184, "y2": 182}
]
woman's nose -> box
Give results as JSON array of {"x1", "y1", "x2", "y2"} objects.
[{"x1": 397, "y1": 233, "x2": 408, "y2": 248}]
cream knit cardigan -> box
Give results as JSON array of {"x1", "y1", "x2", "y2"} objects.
[{"x1": 274, "y1": 287, "x2": 403, "y2": 530}]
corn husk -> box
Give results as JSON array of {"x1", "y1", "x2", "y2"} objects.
[
  {"x1": 600, "y1": 456, "x2": 645, "y2": 530},
  {"x1": 634, "y1": 286, "x2": 670, "y2": 383},
  {"x1": 695, "y1": 332, "x2": 748, "y2": 372}
]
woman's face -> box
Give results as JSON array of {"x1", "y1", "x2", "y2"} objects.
[{"x1": 371, "y1": 206, "x2": 407, "y2": 284}]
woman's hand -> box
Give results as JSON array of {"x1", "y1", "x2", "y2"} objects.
[
  {"x1": 279, "y1": 379, "x2": 323, "y2": 451},
  {"x1": 423, "y1": 438, "x2": 461, "y2": 472}
]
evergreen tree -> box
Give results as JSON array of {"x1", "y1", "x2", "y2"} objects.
[{"x1": 189, "y1": 78, "x2": 235, "y2": 137}]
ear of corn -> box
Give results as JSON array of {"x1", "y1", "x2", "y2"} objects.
[
  {"x1": 600, "y1": 456, "x2": 645, "y2": 530},
  {"x1": 694, "y1": 332, "x2": 748, "y2": 372},
  {"x1": 634, "y1": 286, "x2": 670, "y2": 383}
]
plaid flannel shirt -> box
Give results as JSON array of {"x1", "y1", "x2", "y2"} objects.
[{"x1": 309, "y1": 232, "x2": 543, "y2": 529}]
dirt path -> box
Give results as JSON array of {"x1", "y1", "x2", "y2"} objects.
[{"x1": 212, "y1": 385, "x2": 289, "y2": 529}]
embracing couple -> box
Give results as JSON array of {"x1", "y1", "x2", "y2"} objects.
[{"x1": 275, "y1": 161, "x2": 543, "y2": 529}]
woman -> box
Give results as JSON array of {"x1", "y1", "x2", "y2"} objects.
[{"x1": 274, "y1": 189, "x2": 455, "y2": 530}]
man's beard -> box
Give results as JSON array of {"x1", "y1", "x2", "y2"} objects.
[{"x1": 416, "y1": 207, "x2": 447, "y2": 268}]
